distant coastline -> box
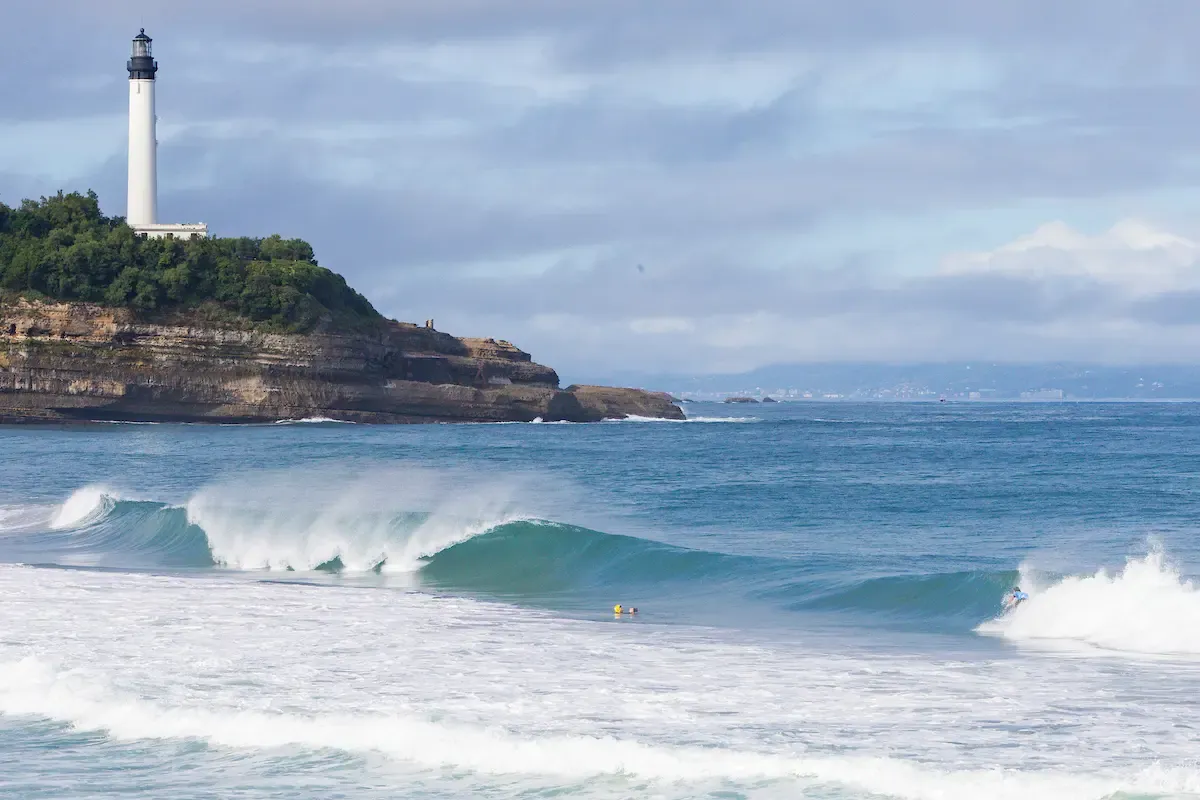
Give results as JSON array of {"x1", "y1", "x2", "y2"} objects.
[{"x1": 586, "y1": 362, "x2": 1200, "y2": 403}]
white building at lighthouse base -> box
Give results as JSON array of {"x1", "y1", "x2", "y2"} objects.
[{"x1": 132, "y1": 222, "x2": 209, "y2": 240}]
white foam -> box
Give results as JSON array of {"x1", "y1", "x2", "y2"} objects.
[
  {"x1": 273, "y1": 417, "x2": 355, "y2": 424},
  {"x1": 3, "y1": 656, "x2": 1195, "y2": 799},
  {"x1": 978, "y1": 550, "x2": 1200, "y2": 655},
  {"x1": 6, "y1": 563, "x2": 1200, "y2": 800},
  {"x1": 49, "y1": 486, "x2": 116, "y2": 530},
  {"x1": 614, "y1": 415, "x2": 759, "y2": 423}
]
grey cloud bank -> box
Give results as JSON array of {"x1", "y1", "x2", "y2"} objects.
[{"x1": 5, "y1": 2, "x2": 1200, "y2": 377}]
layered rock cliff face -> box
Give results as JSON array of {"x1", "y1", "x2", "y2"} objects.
[{"x1": 0, "y1": 299, "x2": 683, "y2": 424}]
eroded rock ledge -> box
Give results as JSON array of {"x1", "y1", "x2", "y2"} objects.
[{"x1": 0, "y1": 299, "x2": 683, "y2": 424}]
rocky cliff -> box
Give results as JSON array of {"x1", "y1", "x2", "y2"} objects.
[{"x1": 0, "y1": 298, "x2": 683, "y2": 424}]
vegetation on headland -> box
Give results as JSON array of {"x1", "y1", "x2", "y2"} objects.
[{"x1": 0, "y1": 191, "x2": 382, "y2": 333}]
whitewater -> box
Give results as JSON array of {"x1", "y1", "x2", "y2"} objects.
[{"x1": 4, "y1": 403, "x2": 1200, "y2": 799}]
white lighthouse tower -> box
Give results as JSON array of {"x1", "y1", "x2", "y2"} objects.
[
  {"x1": 125, "y1": 29, "x2": 207, "y2": 240},
  {"x1": 126, "y1": 29, "x2": 157, "y2": 227}
]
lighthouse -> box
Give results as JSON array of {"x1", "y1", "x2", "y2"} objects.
[
  {"x1": 126, "y1": 29, "x2": 157, "y2": 227},
  {"x1": 125, "y1": 29, "x2": 207, "y2": 240}
]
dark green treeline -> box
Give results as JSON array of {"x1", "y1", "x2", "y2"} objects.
[{"x1": 0, "y1": 191, "x2": 382, "y2": 333}]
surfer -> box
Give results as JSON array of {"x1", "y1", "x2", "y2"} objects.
[{"x1": 1003, "y1": 587, "x2": 1029, "y2": 610}]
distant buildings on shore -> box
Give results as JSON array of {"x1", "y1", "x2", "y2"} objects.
[
  {"x1": 672, "y1": 386, "x2": 1071, "y2": 402},
  {"x1": 616, "y1": 364, "x2": 1188, "y2": 402}
]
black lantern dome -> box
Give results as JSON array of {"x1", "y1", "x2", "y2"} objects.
[{"x1": 127, "y1": 29, "x2": 158, "y2": 80}]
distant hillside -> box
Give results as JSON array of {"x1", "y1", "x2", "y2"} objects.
[
  {"x1": 590, "y1": 363, "x2": 1200, "y2": 400},
  {"x1": 0, "y1": 191, "x2": 381, "y2": 334}
]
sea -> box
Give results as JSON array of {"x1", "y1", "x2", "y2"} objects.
[{"x1": 2, "y1": 402, "x2": 1200, "y2": 799}]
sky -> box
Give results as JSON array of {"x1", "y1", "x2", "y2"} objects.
[{"x1": 5, "y1": 1, "x2": 1200, "y2": 379}]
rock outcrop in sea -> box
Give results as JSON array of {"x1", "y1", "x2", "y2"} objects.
[{"x1": 0, "y1": 299, "x2": 683, "y2": 424}]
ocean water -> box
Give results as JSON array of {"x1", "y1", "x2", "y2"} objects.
[{"x1": 2, "y1": 402, "x2": 1200, "y2": 799}]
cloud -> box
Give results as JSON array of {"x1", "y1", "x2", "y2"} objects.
[
  {"x1": 388, "y1": 219, "x2": 1200, "y2": 375},
  {"x1": 943, "y1": 220, "x2": 1200, "y2": 294},
  {"x1": 6, "y1": 3, "x2": 1200, "y2": 376}
]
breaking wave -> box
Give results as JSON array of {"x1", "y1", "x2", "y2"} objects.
[
  {"x1": 0, "y1": 483, "x2": 1039, "y2": 622},
  {"x1": 14, "y1": 483, "x2": 1200, "y2": 647},
  {"x1": 0, "y1": 483, "x2": 1022, "y2": 621},
  {"x1": 977, "y1": 549, "x2": 1200, "y2": 656},
  {"x1": 8, "y1": 484, "x2": 773, "y2": 600}
]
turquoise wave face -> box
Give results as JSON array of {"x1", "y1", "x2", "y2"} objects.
[
  {"x1": 417, "y1": 525, "x2": 1031, "y2": 629},
  {"x1": 8, "y1": 499, "x2": 215, "y2": 569},
  {"x1": 769, "y1": 569, "x2": 1024, "y2": 623},
  {"x1": 418, "y1": 521, "x2": 766, "y2": 594}
]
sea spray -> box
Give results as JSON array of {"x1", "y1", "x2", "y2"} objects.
[
  {"x1": 978, "y1": 549, "x2": 1200, "y2": 655},
  {"x1": 185, "y1": 465, "x2": 567, "y2": 572},
  {"x1": 50, "y1": 486, "x2": 117, "y2": 529}
]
